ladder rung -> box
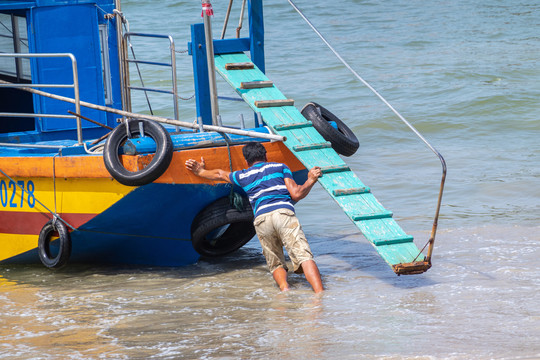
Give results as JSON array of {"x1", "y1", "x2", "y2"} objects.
[
  {"x1": 255, "y1": 99, "x2": 295, "y2": 108},
  {"x1": 332, "y1": 187, "x2": 371, "y2": 196},
  {"x1": 352, "y1": 210, "x2": 393, "y2": 221},
  {"x1": 320, "y1": 165, "x2": 350, "y2": 174},
  {"x1": 274, "y1": 122, "x2": 313, "y2": 131},
  {"x1": 293, "y1": 142, "x2": 332, "y2": 152},
  {"x1": 373, "y1": 235, "x2": 414, "y2": 246},
  {"x1": 225, "y1": 62, "x2": 254, "y2": 70},
  {"x1": 240, "y1": 80, "x2": 274, "y2": 89}
]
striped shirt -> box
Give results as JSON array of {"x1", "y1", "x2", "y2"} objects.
[{"x1": 229, "y1": 162, "x2": 294, "y2": 218}]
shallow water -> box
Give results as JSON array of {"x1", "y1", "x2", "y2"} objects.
[
  {"x1": 1, "y1": 225, "x2": 539, "y2": 359},
  {"x1": 1, "y1": 0, "x2": 539, "y2": 358}
]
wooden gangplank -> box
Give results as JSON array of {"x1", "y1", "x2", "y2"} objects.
[{"x1": 214, "y1": 52, "x2": 429, "y2": 275}]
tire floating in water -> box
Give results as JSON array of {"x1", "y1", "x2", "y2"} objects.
[
  {"x1": 301, "y1": 102, "x2": 359, "y2": 157},
  {"x1": 103, "y1": 119, "x2": 173, "y2": 186},
  {"x1": 191, "y1": 196, "x2": 256, "y2": 257}
]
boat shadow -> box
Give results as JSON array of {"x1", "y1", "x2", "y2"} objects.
[
  {"x1": 308, "y1": 231, "x2": 439, "y2": 289},
  {"x1": 0, "y1": 234, "x2": 437, "y2": 290},
  {"x1": 191, "y1": 232, "x2": 439, "y2": 289}
]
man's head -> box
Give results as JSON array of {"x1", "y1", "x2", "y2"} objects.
[{"x1": 242, "y1": 142, "x2": 267, "y2": 166}]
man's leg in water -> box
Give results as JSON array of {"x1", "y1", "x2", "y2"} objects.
[
  {"x1": 301, "y1": 260, "x2": 324, "y2": 293},
  {"x1": 254, "y1": 211, "x2": 290, "y2": 291},
  {"x1": 272, "y1": 267, "x2": 290, "y2": 291}
]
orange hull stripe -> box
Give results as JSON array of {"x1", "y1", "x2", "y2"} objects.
[
  {"x1": 0, "y1": 155, "x2": 109, "y2": 178},
  {"x1": 155, "y1": 141, "x2": 305, "y2": 184},
  {"x1": 0, "y1": 142, "x2": 304, "y2": 183}
]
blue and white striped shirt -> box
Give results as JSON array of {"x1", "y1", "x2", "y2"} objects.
[{"x1": 229, "y1": 162, "x2": 294, "y2": 218}]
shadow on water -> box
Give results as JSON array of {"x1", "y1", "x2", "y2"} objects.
[
  {"x1": 0, "y1": 246, "x2": 267, "y2": 288},
  {"x1": 307, "y1": 231, "x2": 439, "y2": 289},
  {"x1": 0, "y1": 234, "x2": 438, "y2": 291}
]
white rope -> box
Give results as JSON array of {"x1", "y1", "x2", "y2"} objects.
[
  {"x1": 287, "y1": 0, "x2": 447, "y2": 262},
  {"x1": 286, "y1": 0, "x2": 444, "y2": 162}
]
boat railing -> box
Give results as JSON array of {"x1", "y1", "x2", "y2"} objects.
[
  {"x1": 122, "y1": 32, "x2": 179, "y2": 124},
  {"x1": 0, "y1": 53, "x2": 83, "y2": 145},
  {"x1": 0, "y1": 76, "x2": 286, "y2": 145}
]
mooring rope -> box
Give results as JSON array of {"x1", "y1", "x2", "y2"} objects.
[
  {"x1": 287, "y1": 0, "x2": 447, "y2": 262},
  {"x1": 0, "y1": 165, "x2": 76, "y2": 231},
  {"x1": 286, "y1": 0, "x2": 446, "y2": 163},
  {"x1": 217, "y1": 126, "x2": 244, "y2": 212},
  {"x1": 51, "y1": 153, "x2": 60, "y2": 228}
]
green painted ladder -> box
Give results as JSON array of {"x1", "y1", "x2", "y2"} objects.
[{"x1": 214, "y1": 52, "x2": 430, "y2": 275}]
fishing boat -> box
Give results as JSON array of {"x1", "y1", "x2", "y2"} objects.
[{"x1": 0, "y1": 0, "x2": 445, "y2": 274}]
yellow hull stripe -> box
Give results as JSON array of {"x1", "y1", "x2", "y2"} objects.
[
  {"x1": 0, "y1": 177, "x2": 132, "y2": 215},
  {"x1": 0, "y1": 233, "x2": 38, "y2": 261}
]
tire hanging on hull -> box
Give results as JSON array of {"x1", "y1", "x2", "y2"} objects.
[
  {"x1": 38, "y1": 219, "x2": 72, "y2": 269},
  {"x1": 301, "y1": 102, "x2": 359, "y2": 157},
  {"x1": 103, "y1": 119, "x2": 173, "y2": 186},
  {"x1": 191, "y1": 196, "x2": 256, "y2": 257}
]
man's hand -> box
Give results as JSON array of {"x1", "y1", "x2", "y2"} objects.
[
  {"x1": 185, "y1": 157, "x2": 231, "y2": 183},
  {"x1": 185, "y1": 157, "x2": 206, "y2": 175},
  {"x1": 285, "y1": 166, "x2": 322, "y2": 202},
  {"x1": 308, "y1": 166, "x2": 322, "y2": 181}
]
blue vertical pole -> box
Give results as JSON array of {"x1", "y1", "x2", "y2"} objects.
[
  {"x1": 190, "y1": 23, "x2": 212, "y2": 125},
  {"x1": 248, "y1": 0, "x2": 265, "y2": 74},
  {"x1": 249, "y1": 0, "x2": 264, "y2": 126}
]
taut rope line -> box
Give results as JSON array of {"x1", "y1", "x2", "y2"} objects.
[
  {"x1": 0, "y1": 167, "x2": 76, "y2": 231},
  {"x1": 286, "y1": 0, "x2": 447, "y2": 264}
]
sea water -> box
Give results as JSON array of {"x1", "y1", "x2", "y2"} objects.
[{"x1": 1, "y1": 0, "x2": 538, "y2": 358}]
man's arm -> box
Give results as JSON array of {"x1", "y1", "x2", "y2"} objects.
[
  {"x1": 185, "y1": 157, "x2": 232, "y2": 183},
  {"x1": 284, "y1": 166, "x2": 322, "y2": 202}
]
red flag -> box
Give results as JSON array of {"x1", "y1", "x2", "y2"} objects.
[{"x1": 201, "y1": 1, "x2": 214, "y2": 17}]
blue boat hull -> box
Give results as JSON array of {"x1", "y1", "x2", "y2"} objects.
[{"x1": 1, "y1": 171, "x2": 307, "y2": 267}]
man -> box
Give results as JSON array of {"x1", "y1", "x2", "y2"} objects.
[{"x1": 185, "y1": 142, "x2": 324, "y2": 293}]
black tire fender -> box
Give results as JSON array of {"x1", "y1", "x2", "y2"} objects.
[
  {"x1": 301, "y1": 102, "x2": 359, "y2": 157},
  {"x1": 191, "y1": 196, "x2": 256, "y2": 257},
  {"x1": 103, "y1": 119, "x2": 173, "y2": 186},
  {"x1": 38, "y1": 219, "x2": 71, "y2": 269}
]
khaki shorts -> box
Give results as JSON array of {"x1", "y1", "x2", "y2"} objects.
[{"x1": 253, "y1": 208, "x2": 313, "y2": 274}]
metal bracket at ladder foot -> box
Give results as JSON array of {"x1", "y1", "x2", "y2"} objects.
[{"x1": 392, "y1": 261, "x2": 431, "y2": 275}]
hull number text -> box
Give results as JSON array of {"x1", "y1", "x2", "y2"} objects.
[{"x1": 0, "y1": 180, "x2": 36, "y2": 209}]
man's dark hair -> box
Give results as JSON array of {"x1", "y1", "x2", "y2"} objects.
[{"x1": 242, "y1": 142, "x2": 267, "y2": 165}]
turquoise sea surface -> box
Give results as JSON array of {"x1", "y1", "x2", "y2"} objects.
[{"x1": 0, "y1": 1, "x2": 538, "y2": 359}]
